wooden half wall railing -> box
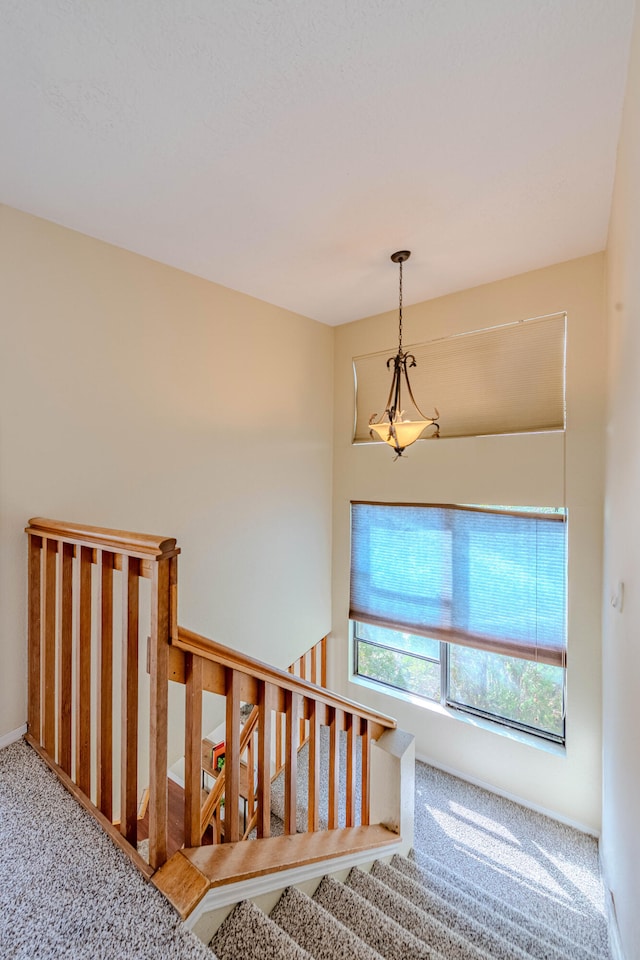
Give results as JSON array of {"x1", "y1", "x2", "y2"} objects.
[
  {"x1": 25, "y1": 517, "x2": 178, "y2": 876},
  {"x1": 173, "y1": 627, "x2": 396, "y2": 851},
  {"x1": 25, "y1": 518, "x2": 398, "y2": 883},
  {"x1": 196, "y1": 637, "x2": 327, "y2": 844}
]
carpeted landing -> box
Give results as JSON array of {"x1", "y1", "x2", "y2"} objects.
[{"x1": 0, "y1": 738, "x2": 610, "y2": 959}]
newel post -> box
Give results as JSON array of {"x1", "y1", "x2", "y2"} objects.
[
  {"x1": 369, "y1": 727, "x2": 415, "y2": 855},
  {"x1": 147, "y1": 554, "x2": 175, "y2": 870}
]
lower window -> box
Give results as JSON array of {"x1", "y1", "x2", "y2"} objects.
[{"x1": 354, "y1": 621, "x2": 565, "y2": 743}]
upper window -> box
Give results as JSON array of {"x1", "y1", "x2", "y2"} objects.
[
  {"x1": 350, "y1": 503, "x2": 567, "y2": 742},
  {"x1": 353, "y1": 312, "x2": 566, "y2": 444}
]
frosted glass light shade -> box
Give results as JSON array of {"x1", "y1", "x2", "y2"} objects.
[{"x1": 369, "y1": 418, "x2": 434, "y2": 450}]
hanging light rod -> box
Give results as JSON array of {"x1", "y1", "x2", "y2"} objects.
[{"x1": 369, "y1": 250, "x2": 439, "y2": 458}]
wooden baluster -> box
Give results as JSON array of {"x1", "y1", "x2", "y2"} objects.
[
  {"x1": 307, "y1": 699, "x2": 320, "y2": 833},
  {"x1": 120, "y1": 555, "x2": 139, "y2": 846},
  {"x1": 310, "y1": 642, "x2": 318, "y2": 686},
  {"x1": 225, "y1": 669, "x2": 241, "y2": 842},
  {"x1": 360, "y1": 718, "x2": 370, "y2": 826},
  {"x1": 345, "y1": 713, "x2": 356, "y2": 827},
  {"x1": 169, "y1": 555, "x2": 179, "y2": 643},
  {"x1": 246, "y1": 731, "x2": 255, "y2": 824},
  {"x1": 275, "y1": 709, "x2": 283, "y2": 773},
  {"x1": 328, "y1": 706, "x2": 341, "y2": 830},
  {"x1": 42, "y1": 538, "x2": 57, "y2": 757},
  {"x1": 149, "y1": 556, "x2": 170, "y2": 868},
  {"x1": 321, "y1": 636, "x2": 327, "y2": 688},
  {"x1": 284, "y1": 690, "x2": 299, "y2": 835},
  {"x1": 299, "y1": 653, "x2": 307, "y2": 745},
  {"x1": 184, "y1": 653, "x2": 203, "y2": 847},
  {"x1": 257, "y1": 681, "x2": 273, "y2": 839},
  {"x1": 76, "y1": 545, "x2": 92, "y2": 794},
  {"x1": 28, "y1": 535, "x2": 42, "y2": 742},
  {"x1": 58, "y1": 542, "x2": 74, "y2": 777},
  {"x1": 95, "y1": 550, "x2": 113, "y2": 815}
]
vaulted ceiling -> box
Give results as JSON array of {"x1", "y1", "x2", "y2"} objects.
[{"x1": 0, "y1": 1, "x2": 635, "y2": 324}]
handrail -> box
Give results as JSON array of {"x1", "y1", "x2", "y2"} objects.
[
  {"x1": 26, "y1": 517, "x2": 178, "y2": 559},
  {"x1": 175, "y1": 626, "x2": 396, "y2": 732}
]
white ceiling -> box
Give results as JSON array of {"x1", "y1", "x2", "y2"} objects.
[{"x1": 0, "y1": 1, "x2": 635, "y2": 325}]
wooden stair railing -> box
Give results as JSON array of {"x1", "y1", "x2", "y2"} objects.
[
  {"x1": 25, "y1": 517, "x2": 400, "y2": 894},
  {"x1": 173, "y1": 626, "x2": 396, "y2": 847},
  {"x1": 25, "y1": 517, "x2": 179, "y2": 875},
  {"x1": 276, "y1": 637, "x2": 327, "y2": 773},
  {"x1": 198, "y1": 639, "x2": 324, "y2": 847}
]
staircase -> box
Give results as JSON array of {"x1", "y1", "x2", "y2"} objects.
[
  {"x1": 22, "y1": 517, "x2": 610, "y2": 960},
  {"x1": 210, "y1": 848, "x2": 606, "y2": 960},
  {"x1": 203, "y1": 729, "x2": 609, "y2": 960}
]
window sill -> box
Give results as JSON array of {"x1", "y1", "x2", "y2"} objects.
[{"x1": 350, "y1": 673, "x2": 566, "y2": 758}]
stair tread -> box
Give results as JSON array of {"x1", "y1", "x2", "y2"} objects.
[
  {"x1": 405, "y1": 850, "x2": 606, "y2": 960},
  {"x1": 210, "y1": 899, "x2": 313, "y2": 960},
  {"x1": 346, "y1": 866, "x2": 495, "y2": 960},
  {"x1": 313, "y1": 874, "x2": 447, "y2": 960},
  {"x1": 271, "y1": 885, "x2": 386, "y2": 960}
]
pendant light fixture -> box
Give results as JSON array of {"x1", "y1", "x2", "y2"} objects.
[{"x1": 369, "y1": 251, "x2": 439, "y2": 458}]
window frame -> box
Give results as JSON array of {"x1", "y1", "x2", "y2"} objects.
[
  {"x1": 350, "y1": 500, "x2": 567, "y2": 745},
  {"x1": 352, "y1": 621, "x2": 566, "y2": 744}
]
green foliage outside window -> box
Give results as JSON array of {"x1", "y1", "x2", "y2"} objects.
[
  {"x1": 448, "y1": 645, "x2": 564, "y2": 737},
  {"x1": 356, "y1": 640, "x2": 441, "y2": 702},
  {"x1": 354, "y1": 623, "x2": 565, "y2": 741}
]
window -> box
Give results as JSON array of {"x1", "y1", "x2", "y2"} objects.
[
  {"x1": 350, "y1": 503, "x2": 566, "y2": 742},
  {"x1": 353, "y1": 312, "x2": 566, "y2": 443}
]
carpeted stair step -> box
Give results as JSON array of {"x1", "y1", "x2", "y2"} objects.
[
  {"x1": 312, "y1": 874, "x2": 447, "y2": 960},
  {"x1": 370, "y1": 858, "x2": 546, "y2": 960},
  {"x1": 270, "y1": 884, "x2": 385, "y2": 960},
  {"x1": 346, "y1": 866, "x2": 496, "y2": 960},
  {"x1": 405, "y1": 849, "x2": 607, "y2": 960},
  {"x1": 210, "y1": 899, "x2": 313, "y2": 960}
]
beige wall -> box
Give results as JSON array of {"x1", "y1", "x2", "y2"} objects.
[
  {"x1": 0, "y1": 204, "x2": 334, "y2": 742},
  {"x1": 602, "y1": 3, "x2": 640, "y2": 957},
  {"x1": 332, "y1": 253, "x2": 606, "y2": 832}
]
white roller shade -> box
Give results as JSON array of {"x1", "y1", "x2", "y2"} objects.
[{"x1": 354, "y1": 312, "x2": 566, "y2": 442}]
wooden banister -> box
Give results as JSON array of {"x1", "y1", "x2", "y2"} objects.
[
  {"x1": 174, "y1": 626, "x2": 396, "y2": 732},
  {"x1": 26, "y1": 518, "x2": 178, "y2": 875},
  {"x1": 26, "y1": 516, "x2": 403, "y2": 906},
  {"x1": 172, "y1": 627, "x2": 397, "y2": 861},
  {"x1": 26, "y1": 517, "x2": 178, "y2": 559}
]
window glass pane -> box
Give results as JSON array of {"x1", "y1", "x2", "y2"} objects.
[
  {"x1": 355, "y1": 622, "x2": 440, "y2": 660},
  {"x1": 356, "y1": 640, "x2": 440, "y2": 702},
  {"x1": 448, "y1": 645, "x2": 564, "y2": 738}
]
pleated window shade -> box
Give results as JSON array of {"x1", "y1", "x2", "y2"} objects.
[
  {"x1": 353, "y1": 312, "x2": 566, "y2": 442},
  {"x1": 350, "y1": 503, "x2": 567, "y2": 667}
]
